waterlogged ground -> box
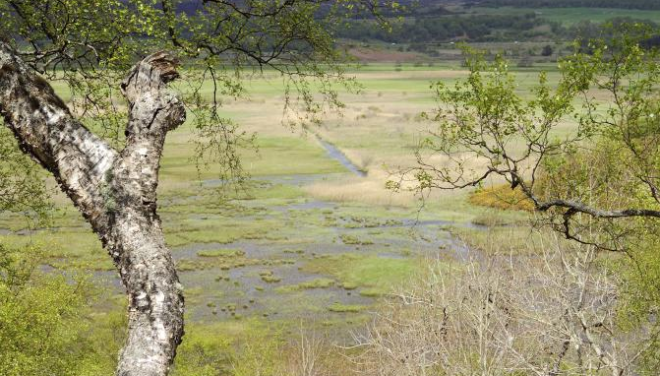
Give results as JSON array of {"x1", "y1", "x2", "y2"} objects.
[
  {"x1": 0, "y1": 140, "x2": 476, "y2": 330},
  {"x1": 0, "y1": 63, "x2": 534, "y2": 337},
  {"x1": 168, "y1": 173, "x2": 474, "y2": 323}
]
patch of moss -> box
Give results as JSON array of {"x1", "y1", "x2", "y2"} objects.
[
  {"x1": 282, "y1": 249, "x2": 305, "y2": 255},
  {"x1": 327, "y1": 303, "x2": 365, "y2": 313},
  {"x1": 275, "y1": 278, "x2": 335, "y2": 293},
  {"x1": 339, "y1": 234, "x2": 374, "y2": 246},
  {"x1": 197, "y1": 249, "x2": 245, "y2": 258},
  {"x1": 259, "y1": 270, "x2": 281, "y2": 283},
  {"x1": 359, "y1": 288, "x2": 383, "y2": 298},
  {"x1": 341, "y1": 282, "x2": 358, "y2": 290}
]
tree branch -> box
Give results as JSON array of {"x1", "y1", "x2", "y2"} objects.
[{"x1": 0, "y1": 41, "x2": 117, "y2": 237}]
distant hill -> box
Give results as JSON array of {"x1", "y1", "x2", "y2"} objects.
[
  {"x1": 479, "y1": 0, "x2": 660, "y2": 10},
  {"x1": 162, "y1": 0, "x2": 660, "y2": 14},
  {"x1": 146, "y1": 0, "x2": 660, "y2": 49}
]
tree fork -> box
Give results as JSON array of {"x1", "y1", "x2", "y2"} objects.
[{"x1": 0, "y1": 43, "x2": 186, "y2": 376}]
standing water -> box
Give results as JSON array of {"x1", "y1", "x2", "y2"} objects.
[{"x1": 316, "y1": 135, "x2": 367, "y2": 177}]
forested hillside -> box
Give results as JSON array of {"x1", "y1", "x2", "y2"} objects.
[
  {"x1": 336, "y1": 13, "x2": 563, "y2": 43},
  {"x1": 333, "y1": 0, "x2": 660, "y2": 57},
  {"x1": 479, "y1": 0, "x2": 660, "y2": 10}
]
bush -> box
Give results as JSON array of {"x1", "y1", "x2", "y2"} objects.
[
  {"x1": 541, "y1": 44, "x2": 554, "y2": 56},
  {"x1": 353, "y1": 231, "x2": 647, "y2": 375},
  {"x1": 469, "y1": 184, "x2": 534, "y2": 211},
  {"x1": 0, "y1": 244, "x2": 96, "y2": 376}
]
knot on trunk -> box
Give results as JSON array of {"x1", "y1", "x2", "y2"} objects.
[
  {"x1": 121, "y1": 51, "x2": 180, "y2": 93},
  {"x1": 143, "y1": 51, "x2": 181, "y2": 83},
  {"x1": 121, "y1": 51, "x2": 186, "y2": 135}
]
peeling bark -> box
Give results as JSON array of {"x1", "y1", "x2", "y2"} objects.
[
  {"x1": 111, "y1": 52, "x2": 186, "y2": 376},
  {"x1": 0, "y1": 44, "x2": 186, "y2": 376}
]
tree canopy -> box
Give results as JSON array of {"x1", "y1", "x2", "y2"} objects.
[{"x1": 404, "y1": 22, "x2": 660, "y2": 251}]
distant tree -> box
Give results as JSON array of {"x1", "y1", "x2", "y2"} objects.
[
  {"x1": 641, "y1": 35, "x2": 660, "y2": 49},
  {"x1": 481, "y1": 0, "x2": 660, "y2": 10},
  {"x1": 402, "y1": 22, "x2": 660, "y2": 251},
  {"x1": 334, "y1": 13, "x2": 559, "y2": 44},
  {"x1": 0, "y1": 1, "x2": 397, "y2": 375},
  {"x1": 396, "y1": 22, "x2": 660, "y2": 365},
  {"x1": 541, "y1": 44, "x2": 554, "y2": 56}
]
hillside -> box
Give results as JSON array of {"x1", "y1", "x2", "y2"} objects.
[
  {"x1": 478, "y1": 0, "x2": 660, "y2": 10},
  {"x1": 331, "y1": 0, "x2": 660, "y2": 62}
]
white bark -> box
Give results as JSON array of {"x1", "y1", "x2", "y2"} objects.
[{"x1": 0, "y1": 44, "x2": 186, "y2": 376}]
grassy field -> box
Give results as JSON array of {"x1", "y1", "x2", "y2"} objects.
[{"x1": 0, "y1": 60, "x2": 562, "y2": 372}]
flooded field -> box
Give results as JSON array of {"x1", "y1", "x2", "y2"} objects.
[
  {"x1": 0, "y1": 64, "x2": 534, "y2": 354},
  {"x1": 0, "y1": 132, "x2": 477, "y2": 330}
]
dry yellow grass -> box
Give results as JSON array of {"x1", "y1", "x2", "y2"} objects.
[
  {"x1": 304, "y1": 172, "x2": 415, "y2": 207},
  {"x1": 468, "y1": 184, "x2": 534, "y2": 211}
]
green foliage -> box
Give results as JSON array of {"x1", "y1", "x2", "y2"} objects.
[
  {"x1": 0, "y1": 127, "x2": 51, "y2": 219},
  {"x1": 540, "y1": 22, "x2": 660, "y2": 220},
  {"x1": 0, "y1": 243, "x2": 98, "y2": 376},
  {"x1": 229, "y1": 322, "x2": 285, "y2": 376},
  {"x1": 171, "y1": 324, "x2": 233, "y2": 376},
  {"x1": 481, "y1": 0, "x2": 660, "y2": 10},
  {"x1": 417, "y1": 22, "x2": 660, "y2": 369},
  {"x1": 415, "y1": 22, "x2": 660, "y2": 213},
  {"x1": 559, "y1": 25, "x2": 660, "y2": 357},
  {"x1": 413, "y1": 45, "x2": 576, "y2": 197},
  {"x1": 0, "y1": 0, "x2": 138, "y2": 71},
  {"x1": 615, "y1": 222, "x2": 660, "y2": 372}
]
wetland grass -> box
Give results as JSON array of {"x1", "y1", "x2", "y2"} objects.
[{"x1": 0, "y1": 63, "x2": 560, "y2": 368}]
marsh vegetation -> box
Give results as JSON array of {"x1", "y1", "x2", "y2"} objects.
[
  {"x1": 0, "y1": 61, "x2": 532, "y2": 373},
  {"x1": 3, "y1": 1, "x2": 660, "y2": 375}
]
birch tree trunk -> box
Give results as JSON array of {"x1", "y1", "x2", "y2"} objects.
[{"x1": 0, "y1": 44, "x2": 186, "y2": 376}]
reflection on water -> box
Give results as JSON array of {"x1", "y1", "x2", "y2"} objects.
[{"x1": 316, "y1": 136, "x2": 367, "y2": 177}]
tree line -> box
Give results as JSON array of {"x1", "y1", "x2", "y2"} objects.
[
  {"x1": 479, "y1": 0, "x2": 660, "y2": 10},
  {"x1": 335, "y1": 13, "x2": 659, "y2": 46},
  {"x1": 335, "y1": 13, "x2": 560, "y2": 44}
]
